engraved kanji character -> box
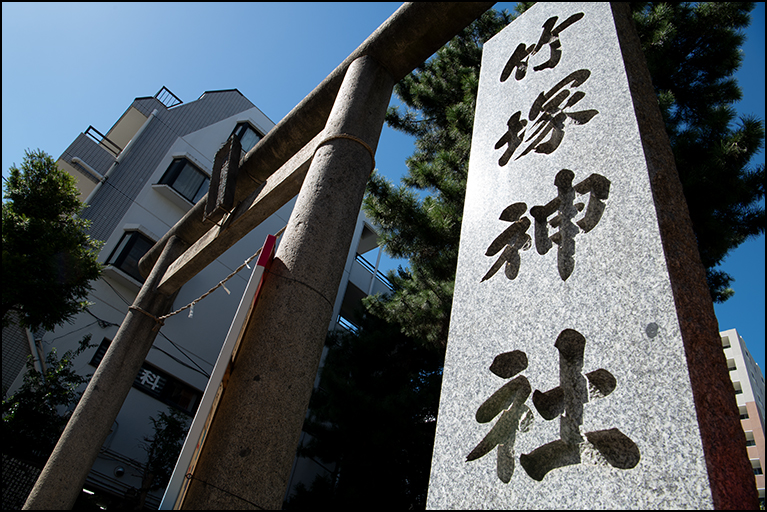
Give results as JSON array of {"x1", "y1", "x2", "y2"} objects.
[
  {"x1": 481, "y1": 202, "x2": 532, "y2": 282},
  {"x1": 467, "y1": 350, "x2": 534, "y2": 483},
  {"x1": 519, "y1": 329, "x2": 640, "y2": 481},
  {"x1": 530, "y1": 169, "x2": 610, "y2": 280},
  {"x1": 516, "y1": 69, "x2": 599, "y2": 159},
  {"x1": 500, "y1": 13, "x2": 585, "y2": 82}
]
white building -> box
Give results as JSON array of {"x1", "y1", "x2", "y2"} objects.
[
  {"x1": 3, "y1": 87, "x2": 391, "y2": 508},
  {"x1": 720, "y1": 328, "x2": 765, "y2": 504}
]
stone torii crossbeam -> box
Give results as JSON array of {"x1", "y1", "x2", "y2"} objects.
[{"x1": 22, "y1": 3, "x2": 494, "y2": 510}]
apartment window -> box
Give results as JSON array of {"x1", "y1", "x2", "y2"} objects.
[
  {"x1": 106, "y1": 231, "x2": 154, "y2": 283},
  {"x1": 721, "y1": 336, "x2": 731, "y2": 348},
  {"x1": 159, "y1": 158, "x2": 209, "y2": 204},
  {"x1": 90, "y1": 338, "x2": 201, "y2": 415},
  {"x1": 746, "y1": 431, "x2": 756, "y2": 447},
  {"x1": 740, "y1": 406, "x2": 750, "y2": 420},
  {"x1": 232, "y1": 122, "x2": 262, "y2": 154}
]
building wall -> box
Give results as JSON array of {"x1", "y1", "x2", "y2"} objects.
[
  {"x1": 721, "y1": 328, "x2": 766, "y2": 502},
  {"x1": 1, "y1": 316, "x2": 31, "y2": 395}
]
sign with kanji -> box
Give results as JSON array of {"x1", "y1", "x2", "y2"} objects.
[{"x1": 427, "y1": 3, "x2": 743, "y2": 509}]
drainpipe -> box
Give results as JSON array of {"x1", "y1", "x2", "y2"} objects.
[
  {"x1": 71, "y1": 157, "x2": 104, "y2": 182},
  {"x1": 26, "y1": 328, "x2": 46, "y2": 376},
  {"x1": 117, "y1": 109, "x2": 158, "y2": 164},
  {"x1": 83, "y1": 109, "x2": 158, "y2": 205}
]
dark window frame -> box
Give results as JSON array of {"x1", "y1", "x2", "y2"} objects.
[
  {"x1": 231, "y1": 122, "x2": 262, "y2": 154},
  {"x1": 106, "y1": 230, "x2": 155, "y2": 283},
  {"x1": 158, "y1": 157, "x2": 210, "y2": 204}
]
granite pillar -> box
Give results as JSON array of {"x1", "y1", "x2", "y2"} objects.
[{"x1": 427, "y1": 3, "x2": 756, "y2": 509}]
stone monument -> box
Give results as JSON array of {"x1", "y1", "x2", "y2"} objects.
[{"x1": 426, "y1": 3, "x2": 756, "y2": 509}]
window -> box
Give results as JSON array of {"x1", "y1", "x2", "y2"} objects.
[
  {"x1": 232, "y1": 122, "x2": 262, "y2": 154},
  {"x1": 90, "y1": 337, "x2": 201, "y2": 415},
  {"x1": 106, "y1": 231, "x2": 154, "y2": 283},
  {"x1": 159, "y1": 158, "x2": 209, "y2": 204},
  {"x1": 721, "y1": 336, "x2": 731, "y2": 348},
  {"x1": 740, "y1": 406, "x2": 750, "y2": 420}
]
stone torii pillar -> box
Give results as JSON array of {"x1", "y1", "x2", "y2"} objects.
[
  {"x1": 22, "y1": 236, "x2": 188, "y2": 510},
  {"x1": 181, "y1": 54, "x2": 394, "y2": 510}
]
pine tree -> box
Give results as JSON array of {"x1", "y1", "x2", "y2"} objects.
[
  {"x1": 365, "y1": 3, "x2": 764, "y2": 350},
  {"x1": 286, "y1": 317, "x2": 442, "y2": 509},
  {"x1": 630, "y1": 2, "x2": 765, "y2": 302}
]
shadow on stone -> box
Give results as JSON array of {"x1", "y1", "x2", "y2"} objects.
[
  {"x1": 519, "y1": 440, "x2": 580, "y2": 481},
  {"x1": 585, "y1": 428, "x2": 640, "y2": 469}
]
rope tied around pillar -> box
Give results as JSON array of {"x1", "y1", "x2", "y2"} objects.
[
  {"x1": 128, "y1": 305, "x2": 165, "y2": 332},
  {"x1": 314, "y1": 133, "x2": 376, "y2": 174}
]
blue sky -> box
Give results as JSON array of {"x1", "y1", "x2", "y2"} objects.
[{"x1": 2, "y1": 2, "x2": 764, "y2": 373}]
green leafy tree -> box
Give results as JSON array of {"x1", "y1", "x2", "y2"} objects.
[
  {"x1": 2, "y1": 148, "x2": 103, "y2": 331},
  {"x1": 2, "y1": 335, "x2": 94, "y2": 462},
  {"x1": 135, "y1": 408, "x2": 190, "y2": 510},
  {"x1": 365, "y1": 3, "x2": 764, "y2": 350}
]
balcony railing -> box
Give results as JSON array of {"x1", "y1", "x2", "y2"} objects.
[
  {"x1": 85, "y1": 125, "x2": 122, "y2": 157},
  {"x1": 355, "y1": 253, "x2": 393, "y2": 291},
  {"x1": 154, "y1": 86, "x2": 183, "y2": 109},
  {"x1": 336, "y1": 315, "x2": 360, "y2": 334}
]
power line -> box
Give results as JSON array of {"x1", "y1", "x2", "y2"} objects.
[
  {"x1": 85, "y1": 293, "x2": 213, "y2": 378},
  {"x1": 43, "y1": 320, "x2": 100, "y2": 344},
  {"x1": 151, "y1": 343, "x2": 210, "y2": 379},
  {"x1": 155, "y1": 331, "x2": 211, "y2": 378}
]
